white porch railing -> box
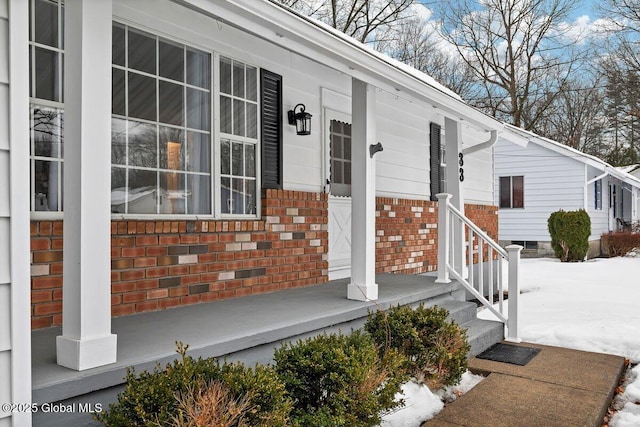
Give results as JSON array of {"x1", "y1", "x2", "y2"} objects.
[{"x1": 436, "y1": 193, "x2": 522, "y2": 342}]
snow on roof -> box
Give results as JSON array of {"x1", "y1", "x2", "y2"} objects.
[{"x1": 503, "y1": 123, "x2": 640, "y2": 188}]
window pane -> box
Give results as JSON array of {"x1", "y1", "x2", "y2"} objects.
[
  {"x1": 186, "y1": 49, "x2": 210, "y2": 89},
  {"x1": 220, "y1": 96, "x2": 232, "y2": 134},
  {"x1": 332, "y1": 135, "x2": 343, "y2": 159},
  {"x1": 232, "y1": 142, "x2": 243, "y2": 176},
  {"x1": 344, "y1": 161, "x2": 351, "y2": 185},
  {"x1": 246, "y1": 180, "x2": 256, "y2": 214},
  {"x1": 34, "y1": 0, "x2": 58, "y2": 47},
  {"x1": 128, "y1": 73, "x2": 157, "y2": 121},
  {"x1": 186, "y1": 88, "x2": 210, "y2": 131},
  {"x1": 111, "y1": 118, "x2": 127, "y2": 165},
  {"x1": 127, "y1": 121, "x2": 157, "y2": 168},
  {"x1": 32, "y1": 108, "x2": 62, "y2": 158},
  {"x1": 112, "y1": 24, "x2": 125, "y2": 66},
  {"x1": 35, "y1": 47, "x2": 60, "y2": 102},
  {"x1": 159, "y1": 126, "x2": 184, "y2": 170},
  {"x1": 233, "y1": 99, "x2": 245, "y2": 136},
  {"x1": 220, "y1": 57, "x2": 232, "y2": 95},
  {"x1": 233, "y1": 178, "x2": 244, "y2": 214},
  {"x1": 246, "y1": 66, "x2": 257, "y2": 102},
  {"x1": 244, "y1": 144, "x2": 255, "y2": 178},
  {"x1": 112, "y1": 68, "x2": 125, "y2": 116},
  {"x1": 220, "y1": 140, "x2": 231, "y2": 175},
  {"x1": 160, "y1": 171, "x2": 186, "y2": 214},
  {"x1": 159, "y1": 81, "x2": 183, "y2": 126},
  {"x1": 513, "y1": 176, "x2": 524, "y2": 208},
  {"x1": 128, "y1": 30, "x2": 156, "y2": 74},
  {"x1": 159, "y1": 41, "x2": 184, "y2": 82},
  {"x1": 111, "y1": 167, "x2": 127, "y2": 213},
  {"x1": 186, "y1": 132, "x2": 210, "y2": 173},
  {"x1": 332, "y1": 159, "x2": 342, "y2": 184},
  {"x1": 344, "y1": 135, "x2": 351, "y2": 160},
  {"x1": 246, "y1": 103, "x2": 257, "y2": 139},
  {"x1": 233, "y1": 62, "x2": 244, "y2": 98},
  {"x1": 127, "y1": 168, "x2": 158, "y2": 214},
  {"x1": 499, "y1": 176, "x2": 511, "y2": 208},
  {"x1": 186, "y1": 174, "x2": 211, "y2": 215},
  {"x1": 34, "y1": 159, "x2": 59, "y2": 211},
  {"x1": 221, "y1": 176, "x2": 231, "y2": 213}
]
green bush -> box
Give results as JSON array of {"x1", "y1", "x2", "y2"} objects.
[
  {"x1": 365, "y1": 304, "x2": 470, "y2": 390},
  {"x1": 548, "y1": 209, "x2": 591, "y2": 262},
  {"x1": 95, "y1": 342, "x2": 291, "y2": 427},
  {"x1": 273, "y1": 330, "x2": 405, "y2": 427}
]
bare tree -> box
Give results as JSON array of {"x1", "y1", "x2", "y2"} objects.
[
  {"x1": 278, "y1": 0, "x2": 414, "y2": 43},
  {"x1": 436, "y1": 0, "x2": 583, "y2": 130}
]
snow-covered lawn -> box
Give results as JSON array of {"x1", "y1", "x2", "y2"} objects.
[{"x1": 384, "y1": 255, "x2": 640, "y2": 426}]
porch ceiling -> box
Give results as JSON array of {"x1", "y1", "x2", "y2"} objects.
[{"x1": 32, "y1": 273, "x2": 461, "y2": 404}]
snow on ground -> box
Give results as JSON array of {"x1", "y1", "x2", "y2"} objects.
[
  {"x1": 477, "y1": 256, "x2": 640, "y2": 427},
  {"x1": 380, "y1": 372, "x2": 484, "y2": 427}
]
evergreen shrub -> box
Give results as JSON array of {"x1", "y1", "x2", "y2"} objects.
[
  {"x1": 365, "y1": 304, "x2": 470, "y2": 390},
  {"x1": 273, "y1": 330, "x2": 405, "y2": 427},
  {"x1": 547, "y1": 209, "x2": 591, "y2": 262},
  {"x1": 95, "y1": 342, "x2": 291, "y2": 427}
]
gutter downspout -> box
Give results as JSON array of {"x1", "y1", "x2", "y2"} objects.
[{"x1": 462, "y1": 130, "x2": 498, "y2": 156}]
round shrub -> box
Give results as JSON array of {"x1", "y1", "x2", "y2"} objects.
[
  {"x1": 548, "y1": 209, "x2": 591, "y2": 262},
  {"x1": 95, "y1": 342, "x2": 291, "y2": 427},
  {"x1": 273, "y1": 330, "x2": 406, "y2": 427},
  {"x1": 365, "y1": 304, "x2": 470, "y2": 390}
]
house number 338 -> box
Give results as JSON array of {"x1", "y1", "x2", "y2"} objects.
[{"x1": 459, "y1": 153, "x2": 464, "y2": 182}]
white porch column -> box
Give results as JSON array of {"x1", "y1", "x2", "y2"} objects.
[
  {"x1": 444, "y1": 117, "x2": 466, "y2": 276},
  {"x1": 347, "y1": 78, "x2": 378, "y2": 301},
  {"x1": 57, "y1": 0, "x2": 117, "y2": 371}
]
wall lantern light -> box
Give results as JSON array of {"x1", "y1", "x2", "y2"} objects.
[{"x1": 287, "y1": 103, "x2": 312, "y2": 135}]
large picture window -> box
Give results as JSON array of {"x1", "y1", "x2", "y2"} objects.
[
  {"x1": 110, "y1": 24, "x2": 212, "y2": 215},
  {"x1": 29, "y1": 0, "x2": 64, "y2": 212}
]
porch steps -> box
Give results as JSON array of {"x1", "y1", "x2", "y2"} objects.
[{"x1": 31, "y1": 273, "x2": 503, "y2": 427}]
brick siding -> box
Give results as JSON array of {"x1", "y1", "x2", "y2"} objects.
[{"x1": 30, "y1": 191, "x2": 497, "y2": 330}]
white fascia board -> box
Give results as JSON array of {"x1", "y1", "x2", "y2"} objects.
[{"x1": 177, "y1": 0, "x2": 503, "y2": 132}]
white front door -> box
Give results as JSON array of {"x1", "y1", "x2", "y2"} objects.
[{"x1": 326, "y1": 111, "x2": 353, "y2": 279}]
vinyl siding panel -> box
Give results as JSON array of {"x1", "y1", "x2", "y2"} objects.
[
  {"x1": 0, "y1": 351, "x2": 9, "y2": 419},
  {"x1": 495, "y1": 139, "x2": 586, "y2": 241}
]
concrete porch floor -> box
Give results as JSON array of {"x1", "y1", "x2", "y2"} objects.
[{"x1": 32, "y1": 273, "x2": 464, "y2": 407}]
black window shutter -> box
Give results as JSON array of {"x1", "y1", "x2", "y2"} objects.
[
  {"x1": 261, "y1": 69, "x2": 283, "y2": 189},
  {"x1": 429, "y1": 123, "x2": 442, "y2": 201}
]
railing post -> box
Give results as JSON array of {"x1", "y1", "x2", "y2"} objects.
[
  {"x1": 505, "y1": 245, "x2": 523, "y2": 343},
  {"x1": 436, "y1": 193, "x2": 452, "y2": 283}
]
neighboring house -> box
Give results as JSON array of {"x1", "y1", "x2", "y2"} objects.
[
  {"x1": 495, "y1": 124, "x2": 640, "y2": 257},
  {"x1": 1, "y1": 0, "x2": 515, "y2": 424}
]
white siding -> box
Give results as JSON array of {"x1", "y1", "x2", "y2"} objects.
[
  {"x1": 462, "y1": 128, "x2": 495, "y2": 205},
  {"x1": 495, "y1": 138, "x2": 586, "y2": 241},
  {"x1": 586, "y1": 165, "x2": 610, "y2": 237}
]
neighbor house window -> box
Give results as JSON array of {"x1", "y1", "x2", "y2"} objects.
[
  {"x1": 29, "y1": 0, "x2": 64, "y2": 212},
  {"x1": 594, "y1": 179, "x2": 602, "y2": 210},
  {"x1": 499, "y1": 176, "x2": 524, "y2": 208},
  {"x1": 110, "y1": 24, "x2": 212, "y2": 215}
]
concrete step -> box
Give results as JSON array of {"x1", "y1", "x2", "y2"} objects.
[{"x1": 462, "y1": 318, "x2": 505, "y2": 357}]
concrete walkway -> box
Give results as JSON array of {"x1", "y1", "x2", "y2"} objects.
[{"x1": 425, "y1": 342, "x2": 626, "y2": 427}]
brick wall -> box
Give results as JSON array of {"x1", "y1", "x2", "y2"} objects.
[
  {"x1": 30, "y1": 192, "x2": 497, "y2": 330},
  {"x1": 30, "y1": 189, "x2": 328, "y2": 329},
  {"x1": 375, "y1": 197, "x2": 438, "y2": 274}
]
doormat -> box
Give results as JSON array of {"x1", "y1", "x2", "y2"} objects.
[{"x1": 476, "y1": 343, "x2": 541, "y2": 366}]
